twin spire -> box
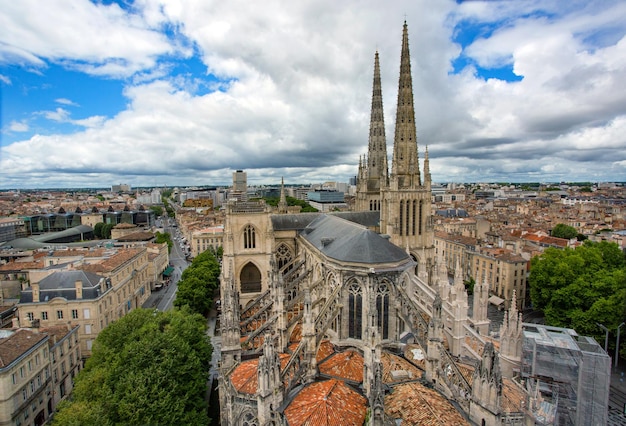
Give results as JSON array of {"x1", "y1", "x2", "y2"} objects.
[{"x1": 360, "y1": 21, "x2": 428, "y2": 191}]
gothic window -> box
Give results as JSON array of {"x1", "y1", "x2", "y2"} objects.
[
  {"x1": 399, "y1": 200, "x2": 404, "y2": 236},
  {"x1": 418, "y1": 200, "x2": 423, "y2": 235},
  {"x1": 276, "y1": 244, "x2": 293, "y2": 272},
  {"x1": 412, "y1": 200, "x2": 417, "y2": 236},
  {"x1": 240, "y1": 262, "x2": 262, "y2": 293},
  {"x1": 376, "y1": 282, "x2": 390, "y2": 339},
  {"x1": 348, "y1": 281, "x2": 363, "y2": 339},
  {"x1": 243, "y1": 225, "x2": 256, "y2": 249},
  {"x1": 241, "y1": 412, "x2": 259, "y2": 426},
  {"x1": 405, "y1": 200, "x2": 410, "y2": 236}
]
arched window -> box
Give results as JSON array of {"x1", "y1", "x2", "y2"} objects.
[
  {"x1": 240, "y1": 262, "x2": 262, "y2": 293},
  {"x1": 348, "y1": 282, "x2": 362, "y2": 339},
  {"x1": 243, "y1": 225, "x2": 256, "y2": 249},
  {"x1": 276, "y1": 244, "x2": 293, "y2": 272},
  {"x1": 241, "y1": 412, "x2": 259, "y2": 426},
  {"x1": 376, "y1": 282, "x2": 390, "y2": 339},
  {"x1": 399, "y1": 200, "x2": 404, "y2": 236},
  {"x1": 412, "y1": 200, "x2": 417, "y2": 236},
  {"x1": 405, "y1": 200, "x2": 410, "y2": 236}
]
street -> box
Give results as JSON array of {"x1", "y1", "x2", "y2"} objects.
[{"x1": 142, "y1": 217, "x2": 189, "y2": 312}]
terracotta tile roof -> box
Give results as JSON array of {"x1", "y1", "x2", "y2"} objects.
[
  {"x1": 39, "y1": 324, "x2": 77, "y2": 346},
  {"x1": 0, "y1": 329, "x2": 48, "y2": 368},
  {"x1": 230, "y1": 353, "x2": 290, "y2": 395},
  {"x1": 316, "y1": 340, "x2": 335, "y2": 364},
  {"x1": 501, "y1": 378, "x2": 526, "y2": 414},
  {"x1": 284, "y1": 379, "x2": 367, "y2": 426},
  {"x1": 385, "y1": 382, "x2": 470, "y2": 425},
  {"x1": 380, "y1": 351, "x2": 422, "y2": 383},
  {"x1": 403, "y1": 343, "x2": 426, "y2": 370},
  {"x1": 79, "y1": 248, "x2": 144, "y2": 273},
  {"x1": 319, "y1": 349, "x2": 364, "y2": 383},
  {"x1": 290, "y1": 323, "x2": 302, "y2": 343},
  {"x1": 455, "y1": 362, "x2": 475, "y2": 386},
  {"x1": 0, "y1": 260, "x2": 43, "y2": 271}
]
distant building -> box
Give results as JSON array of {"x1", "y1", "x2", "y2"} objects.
[
  {"x1": 0, "y1": 217, "x2": 27, "y2": 244},
  {"x1": 190, "y1": 225, "x2": 224, "y2": 258},
  {"x1": 306, "y1": 189, "x2": 347, "y2": 212},
  {"x1": 111, "y1": 184, "x2": 131, "y2": 193}
]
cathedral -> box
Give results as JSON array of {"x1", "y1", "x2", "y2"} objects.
[{"x1": 217, "y1": 22, "x2": 532, "y2": 425}]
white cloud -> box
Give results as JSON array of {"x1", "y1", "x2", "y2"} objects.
[
  {"x1": 0, "y1": 0, "x2": 179, "y2": 77},
  {"x1": 8, "y1": 120, "x2": 29, "y2": 132},
  {"x1": 55, "y1": 98, "x2": 78, "y2": 106},
  {"x1": 1, "y1": 0, "x2": 626, "y2": 188},
  {"x1": 0, "y1": 74, "x2": 11, "y2": 85}
]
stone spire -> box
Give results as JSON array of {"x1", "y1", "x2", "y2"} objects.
[
  {"x1": 472, "y1": 277, "x2": 490, "y2": 335},
  {"x1": 367, "y1": 50, "x2": 388, "y2": 187},
  {"x1": 499, "y1": 290, "x2": 523, "y2": 378},
  {"x1": 278, "y1": 177, "x2": 288, "y2": 214},
  {"x1": 391, "y1": 21, "x2": 420, "y2": 188}
]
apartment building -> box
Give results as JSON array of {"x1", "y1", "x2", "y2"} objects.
[
  {"x1": 17, "y1": 248, "x2": 151, "y2": 357},
  {"x1": 472, "y1": 247, "x2": 528, "y2": 310},
  {"x1": 40, "y1": 325, "x2": 81, "y2": 409},
  {"x1": 0, "y1": 329, "x2": 51, "y2": 426},
  {"x1": 190, "y1": 225, "x2": 224, "y2": 258}
]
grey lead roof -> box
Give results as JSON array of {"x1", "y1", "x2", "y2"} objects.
[
  {"x1": 300, "y1": 214, "x2": 410, "y2": 264},
  {"x1": 20, "y1": 270, "x2": 105, "y2": 303}
]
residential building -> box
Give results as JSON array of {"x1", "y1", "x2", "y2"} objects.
[
  {"x1": 190, "y1": 225, "x2": 224, "y2": 258},
  {"x1": 16, "y1": 248, "x2": 151, "y2": 357},
  {"x1": 0, "y1": 329, "x2": 50, "y2": 426}
]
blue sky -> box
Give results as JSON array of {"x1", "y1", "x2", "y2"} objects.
[{"x1": 1, "y1": 0, "x2": 626, "y2": 189}]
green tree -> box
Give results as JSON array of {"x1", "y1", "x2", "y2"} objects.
[
  {"x1": 174, "y1": 250, "x2": 221, "y2": 316},
  {"x1": 529, "y1": 241, "x2": 626, "y2": 349},
  {"x1": 551, "y1": 223, "x2": 578, "y2": 240},
  {"x1": 149, "y1": 205, "x2": 164, "y2": 216},
  {"x1": 155, "y1": 231, "x2": 173, "y2": 252},
  {"x1": 53, "y1": 308, "x2": 212, "y2": 426},
  {"x1": 93, "y1": 222, "x2": 104, "y2": 239}
]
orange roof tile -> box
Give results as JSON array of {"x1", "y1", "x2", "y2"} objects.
[
  {"x1": 385, "y1": 382, "x2": 470, "y2": 425},
  {"x1": 230, "y1": 353, "x2": 290, "y2": 395},
  {"x1": 316, "y1": 340, "x2": 335, "y2": 364},
  {"x1": 502, "y1": 378, "x2": 526, "y2": 414},
  {"x1": 380, "y1": 351, "x2": 422, "y2": 383},
  {"x1": 319, "y1": 349, "x2": 364, "y2": 383},
  {"x1": 284, "y1": 379, "x2": 367, "y2": 426}
]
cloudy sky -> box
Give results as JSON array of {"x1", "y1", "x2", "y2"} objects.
[{"x1": 1, "y1": 0, "x2": 626, "y2": 189}]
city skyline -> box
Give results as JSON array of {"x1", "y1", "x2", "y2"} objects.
[{"x1": 1, "y1": 0, "x2": 626, "y2": 189}]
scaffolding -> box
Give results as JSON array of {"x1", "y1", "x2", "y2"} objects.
[{"x1": 521, "y1": 324, "x2": 610, "y2": 426}]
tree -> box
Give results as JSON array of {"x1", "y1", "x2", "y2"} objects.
[
  {"x1": 155, "y1": 231, "x2": 173, "y2": 252},
  {"x1": 149, "y1": 205, "x2": 164, "y2": 216},
  {"x1": 174, "y1": 250, "x2": 221, "y2": 316},
  {"x1": 529, "y1": 241, "x2": 626, "y2": 349},
  {"x1": 551, "y1": 223, "x2": 578, "y2": 240},
  {"x1": 53, "y1": 308, "x2": 212, "y2": 426},
  {"x1": 93, "y1": 222, "x2": 104, "y2": 238}
]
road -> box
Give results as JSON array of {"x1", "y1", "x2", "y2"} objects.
[{"x1": 143, "y1": 217, "x2": 189, "y2": 312}]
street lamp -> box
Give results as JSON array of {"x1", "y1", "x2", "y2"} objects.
[
  {"x1": 597, "y1": 323, "x2": 609, "y2": 353},
  {"x1": 615, "y1": 322, "x2": 625, "y2": 369}
]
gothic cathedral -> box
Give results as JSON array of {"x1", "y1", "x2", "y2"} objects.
[{"x1": 217, "y1": 22, "x2": 528, "y2": 426}]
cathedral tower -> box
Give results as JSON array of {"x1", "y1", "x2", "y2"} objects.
[
  {"x1": 356, "y1": 51, "x2": 388, "y2": 212},
  {"x1": 378, "y1": 21, "x2": 434, "y2": 268}
]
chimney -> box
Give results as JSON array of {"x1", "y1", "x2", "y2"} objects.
[
  {"x1": 32, "y1": 282, "x2": 40, "y2": 303},
  {"x1": 75, "y1": 280, "x2": 83, "y2": 299}
]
